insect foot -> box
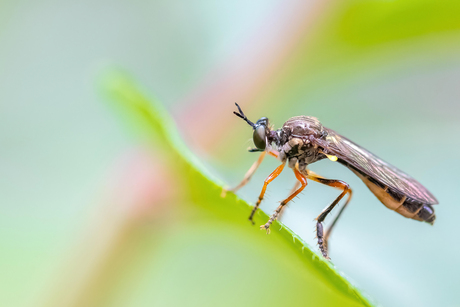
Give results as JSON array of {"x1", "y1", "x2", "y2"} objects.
[
  {"x1": 260, "y1": 223, "x2": 271, "y2": 234},
  {"x1": 248, "y1": 206, "x2": 259, "y2": 225},
  {"x1": 220, "y1": 187, "x2": 228, "y2": 198},
  {"x1": 316, "y1": 222, "x2": 330, "y2": 260}
]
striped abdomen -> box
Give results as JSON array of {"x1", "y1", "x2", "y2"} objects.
[{"x1": 353, "y1": 170, "x2": 436, "y2": 225}]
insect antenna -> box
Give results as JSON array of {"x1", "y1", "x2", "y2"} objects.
[{"x1": 233, "y1": 103, "x2": 256, "y2": 129}]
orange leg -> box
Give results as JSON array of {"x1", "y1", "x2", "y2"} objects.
[
  {"x1": 260, "y1": 168, "x2": 307, "y2": 233},
  {"x1": 228, "y1": 152, "x2": 266, "y2": 193},
  {"x1": 305, "y1": 171, "x2": 352, "y2": 260},
  {"x1": 225, "y1": 150, "x2": 279, "y2": 196},
  {"x1": 267, "y1": 150, "x2": 279, "y2": 158},
  {"x1": 248, "y1": 162, "x2": 285, "y2": 224},
  {"x1": 278, "y1": 180, "x2": 301, "y2": 221}
]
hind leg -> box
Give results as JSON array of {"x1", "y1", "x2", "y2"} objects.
[{"x1": 306, "y1": 171, "x2": 352, "y2": 259}]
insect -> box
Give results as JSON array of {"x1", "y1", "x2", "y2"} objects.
[{"x1": 229, "y1": 103, "x2": 438, "y2": 260}]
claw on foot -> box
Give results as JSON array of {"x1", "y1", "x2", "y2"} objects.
[
  {"x1": 220, "y1": 188, "x2": 228, "y2": 198},
  {"x1": 260, "y1": 224, "x2": 271, "y2": 234}
]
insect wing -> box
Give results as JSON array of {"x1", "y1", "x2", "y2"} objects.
[{"x1": 324, "y1": 128, "x2": 438, "y2": 205}]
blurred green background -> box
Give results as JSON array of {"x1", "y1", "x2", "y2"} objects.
[{"x1": 1, "y1": 1, "x2": 460, "y2": 306}]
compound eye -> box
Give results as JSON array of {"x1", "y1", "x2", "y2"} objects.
[{"x1": 253, "y1": 125, "x2": 266, "y2": 150}]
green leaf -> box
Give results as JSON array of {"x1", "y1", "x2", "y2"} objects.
[{"x1": 100, "y1": 70, "x2": 374, "y2": 307}]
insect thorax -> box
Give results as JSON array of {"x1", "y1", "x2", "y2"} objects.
[{"x1": 275, "y1": 116, "x2": 328, "y2": 170}]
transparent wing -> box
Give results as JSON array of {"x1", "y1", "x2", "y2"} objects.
[{"x1": 324, "y1": 128, "x2": 438, "y2": 205}]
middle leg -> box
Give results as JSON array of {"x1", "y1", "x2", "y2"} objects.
[
  {"x1": 260, "y1": 168, "x2": 307, "y2": 233},
  {"x1": 248, "y1": 162, "x2": 285, "y2": 224},
  {"x1": 277, "y1": 180, "x2": 301, "y2": 221}
]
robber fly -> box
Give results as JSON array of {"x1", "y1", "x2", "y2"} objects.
[{"x1": 229, "y1": 103, "x2": 438, "y2": 260}]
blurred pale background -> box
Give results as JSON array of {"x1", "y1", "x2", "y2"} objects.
[{"x1": 1, "y1": 1, "x2": 460, "y2": 306}]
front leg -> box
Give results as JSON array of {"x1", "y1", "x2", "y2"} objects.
[
  {"x1": 223, "y1": 150, "x2": 280, "y2": 197},
  {"x1": 227, "y1": 152, "x2": 266, "y2": 194}
]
